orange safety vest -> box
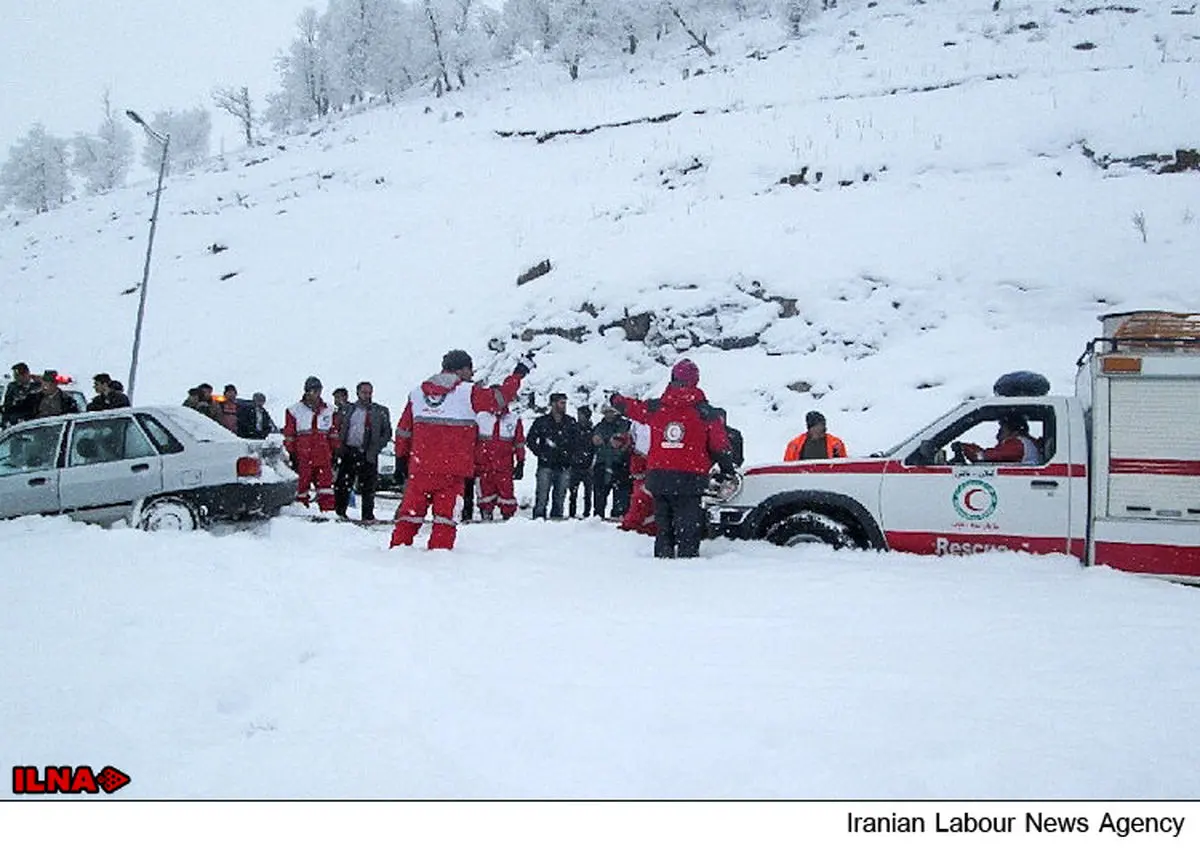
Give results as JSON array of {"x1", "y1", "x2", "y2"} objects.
[{"x1": 783, "y1": 432, "x2": 847, "y2": 461}]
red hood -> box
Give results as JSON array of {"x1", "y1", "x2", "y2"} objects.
[
  {"x1": 421, "y1": 371, "x2": 463, "y2": 397},
  {"x1": 658, "y1": 385, "x2": 708, "y2": 408}
]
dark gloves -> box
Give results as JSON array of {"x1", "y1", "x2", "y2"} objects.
[
  {"x1": 715, "y1": 453, "x2": 737, "y2": 480},
  {"x1": 513, "y1": 352, "x2": 536, "y2": 378},
  {"x1": 513, "y1": 460, "x2": 524, "y2": 480},
  {"x1": 286, "y1": 452, "x2": 297, "y2": 470},
  {"x1": 395, "y1": 456, "x2": 409, "y2": 482}
]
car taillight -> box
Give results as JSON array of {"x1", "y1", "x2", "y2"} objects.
[{"x1": 237, "y1": 456, "x2": 262, "y2": 477}]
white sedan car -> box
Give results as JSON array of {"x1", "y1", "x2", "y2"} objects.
[{"x1": 0, "y1": 405, "x2": 297, "y2": 530}]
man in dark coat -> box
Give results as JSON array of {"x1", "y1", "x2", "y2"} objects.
[
  {"x1": 567, "y1": 405, "x2": 596, "y2": 518},
  {"x1": 236, "y1": 393, "x2": 278, "y2": 439},
  {"x1": 3, "y1": 362, "x2": 42, "y2": 428},
  {"x1": 87, "y1": 373, "x2": 132, "y2": 411},
  {"x1": 35, "y1": 370, "x2": 82, "y2": 419},
  {"x1": 526, "y1": 392, "x2": 579, "y2": 520},
  {"x1": 334, "y1": 381, "x2": 393, "y2": 521},
  {"x1": 191, "y1": 383, "x2": 222, "y2": 422},
  {"x1": 591, "y1": 404, "x2": 631, "y2": 518},
  {"x1": 611, "y1": 359, "x2": 736, "y2": 559}
]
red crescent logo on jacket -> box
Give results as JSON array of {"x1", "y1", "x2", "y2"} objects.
[{"x1": 662, "y1": 421, "x2": 685, "y2": 448}]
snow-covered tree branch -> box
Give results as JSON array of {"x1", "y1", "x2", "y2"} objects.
[
  {"x1": 212, "y1": 85, "x2": 256, "y2": 147},
  {"x1": 1, "y1": 124, "x2": 71, "y2": 213},
  {"x1": 72, "y1": 92, "x2": 133, "y2": 195}
]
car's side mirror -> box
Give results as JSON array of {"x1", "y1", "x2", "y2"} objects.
[{"x1": 906, "y1": 439, "x2": 936, "y2": 466}]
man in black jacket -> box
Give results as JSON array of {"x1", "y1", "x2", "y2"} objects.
[
  {"x1": 526, "y1": 392, "x2": 578, "y2": 519},
  {"x1": 35, "y1": 370, "x2": 81, "y2": 419},
  {"x1": 591, "y1": 404, "x2": 632, "y2": 518},
  {"x1": 87, "y1": 373, "x2": 131, "y2": 411},
  {"x1": 567, "y1": 405, "x2": 595, "y2": 518},
  {"x1": 334, "y1": 381, "x2": 393, "y2": 521},
  {"x1": 236, "y1": 392, "x2": 277, "y2": 439},
  {"x1": 2, "y1": 363, "x2": 42, "y2": 428}
]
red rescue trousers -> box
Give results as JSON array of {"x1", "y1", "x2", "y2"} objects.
[
  {"x1": 478, "y1": 467, "x2": 518, "y2": 519},
  {"x1": 619, "y1": 477, "x2": 657, "y2": 537},
  {"x1": 390, "y1": 472, "x2": 464, "y2": 550},
  {"x1": 296, "y1": 458, "x2": 335, "y2": 511}
]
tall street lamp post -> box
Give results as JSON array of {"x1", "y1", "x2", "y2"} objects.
[{"x1": 125, "y1": 109, "x2": 170, "y2": 404}]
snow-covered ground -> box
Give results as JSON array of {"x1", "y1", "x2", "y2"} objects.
[
  {"x1": 2, "y1": 0, "x2": 1199, "y2": 798},
  {"x1": 5, "y1": 513, "x2": 1200, "y2": 799}
]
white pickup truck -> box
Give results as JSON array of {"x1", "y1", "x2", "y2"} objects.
[{"x1": 708, "y1": 311, "x2": 1200, "y2": 582}]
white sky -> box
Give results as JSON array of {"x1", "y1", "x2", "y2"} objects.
[{"x1": 0, "y1": 0, "x2": 316, "y2": 155}]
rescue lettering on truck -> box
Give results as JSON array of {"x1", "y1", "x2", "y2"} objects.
[{"x1": 708, "y1": 310, "x2": 1200, "y2": 583}]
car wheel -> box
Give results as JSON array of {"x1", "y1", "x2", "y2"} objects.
[
  {"x1": 765, "y1": 510, "x2": 854, "y2": 549},
  {"x1": 138, "y1": 497, "x2": 198, "y2": 532}
]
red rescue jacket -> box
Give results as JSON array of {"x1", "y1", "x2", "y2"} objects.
[
  {"x1": 963, "y1": 434, "x2": 1041, "y2": 464},
  {"x1": 475, "y1": 409, "x2": 526, "y2": 473},
  {"x1": 283, "y1": 399, "x2": 340, "y2": 465},
  {"x1": 396, "y1": 371, "x2": 523, "y2": 479},
  {"x1": 612, "y1": 386, "x2": 730, "y2": 476}
]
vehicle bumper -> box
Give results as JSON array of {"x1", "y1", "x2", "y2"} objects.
[
  {"x1": 188, "y1": 479, "x2": 298, "y2": 523},
  {"x1": 706, "y1": 504, "x2": 755, "y2": 539}
]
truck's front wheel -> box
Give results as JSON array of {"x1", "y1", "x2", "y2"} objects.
[{"x1": 765, "y1": 510, "x2": 855, "y2": 549}]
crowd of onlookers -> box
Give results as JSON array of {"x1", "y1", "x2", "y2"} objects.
[
  {"x1": 181, "y1": 382, "x2": 278, "y2": 439},
  {"x1": 1, "y1": 363, "x2": 132, "y2": 428},
  {"x1": 510, "y1": 393, "x2": 745, "y2": 523},
  {"x1": 5, "y1": 356, "x2": 855, "y2": 555}
]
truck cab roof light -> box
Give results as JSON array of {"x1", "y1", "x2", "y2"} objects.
[{"x1": 1101, "y1": 356, "x2": 1142, "y2": 374}]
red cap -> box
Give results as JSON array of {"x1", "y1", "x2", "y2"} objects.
[{"x1": 670, "y1": 359, "x2": 700, "y2": 387}]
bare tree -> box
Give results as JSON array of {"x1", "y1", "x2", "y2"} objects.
[
  {"x1": 212, "y1": 85, "x2": 256, "y2": 146},
  {"x1": 424, "y1": 0, "x2": 453, "y2": 96},
  {"x1": 664, "y1": 2, "x2": 715, "y2": 57},
  {"x1": 72, "y1": 91, "x2": 134, "y2": 194}
]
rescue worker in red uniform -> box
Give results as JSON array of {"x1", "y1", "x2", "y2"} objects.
[
  {"x1": 618, "y1": 421, "x2": 657, "y2": 537},
  {"x1": 475, "y1": 402, "x2": 526, "y2": 520},
  {"x1": 611, "y1": 359, "x2": 736, "y2": 559},
  {"x1": 954, "y1": 413, "x2": 1042, "y2": 465},
  {"x1": 283, "y1": 376, "x2": 340, "y2": 511},
  {"x1": 390, "y1": 349, "x2": 534, "y2": 550}
]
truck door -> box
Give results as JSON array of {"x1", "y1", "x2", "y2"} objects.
[
  {"x1": 0, "y1": 422, "x2": 65, "y2": 518},
  {"x1": 879, "y1": 401, "x2": 1076, "y2": 556}
]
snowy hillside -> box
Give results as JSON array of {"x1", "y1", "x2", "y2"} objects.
[
  {"x1": 1, "y1": 0, "x2": 1195, "y2": 458},
  {"x1": 2, "y1": 0, "x2": 1200, "y2": 800}
]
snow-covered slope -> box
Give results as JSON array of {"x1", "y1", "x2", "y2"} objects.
[
  {"x1": 3, "y1": 0, "x2": 1196, "y2": 460},
  {"x1": 2, "y1": 0, "x2": 1200, "y2": 800}
]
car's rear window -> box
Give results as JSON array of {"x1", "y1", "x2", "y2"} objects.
[
  {"x1": 135, "y1": 413, "x2": 185, "y2": 454},
  {"x1": 159, "y1": 407, "x2": 243, "y2": 443}
]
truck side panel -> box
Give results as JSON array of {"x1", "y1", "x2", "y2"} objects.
[{"x1": 1089, "y1": 362, "x2": 1200, "y2": 581}]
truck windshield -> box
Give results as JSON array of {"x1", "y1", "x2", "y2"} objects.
[
  {"x1": 869, "y1": 402, "x2": 971, "y2": 458},
  {"x1": 871, "y1": 427, "x2": 927, "y2": 458}
]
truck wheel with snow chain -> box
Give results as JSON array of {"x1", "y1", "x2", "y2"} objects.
[{"x1": 764, "y1": 510, "x2": 858, "y2": 549}]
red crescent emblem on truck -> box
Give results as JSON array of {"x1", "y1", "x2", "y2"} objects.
[
  {"x1": 964, "y1": 488, "x2": 987, "y2": 512},
  {"x1": 953, "y1": 479, "x2": 998, "y2": 520}
]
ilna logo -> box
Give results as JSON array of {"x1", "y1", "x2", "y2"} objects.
[{"x1": 12, "y1": 765, "x2": 131, "y2": 795}]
